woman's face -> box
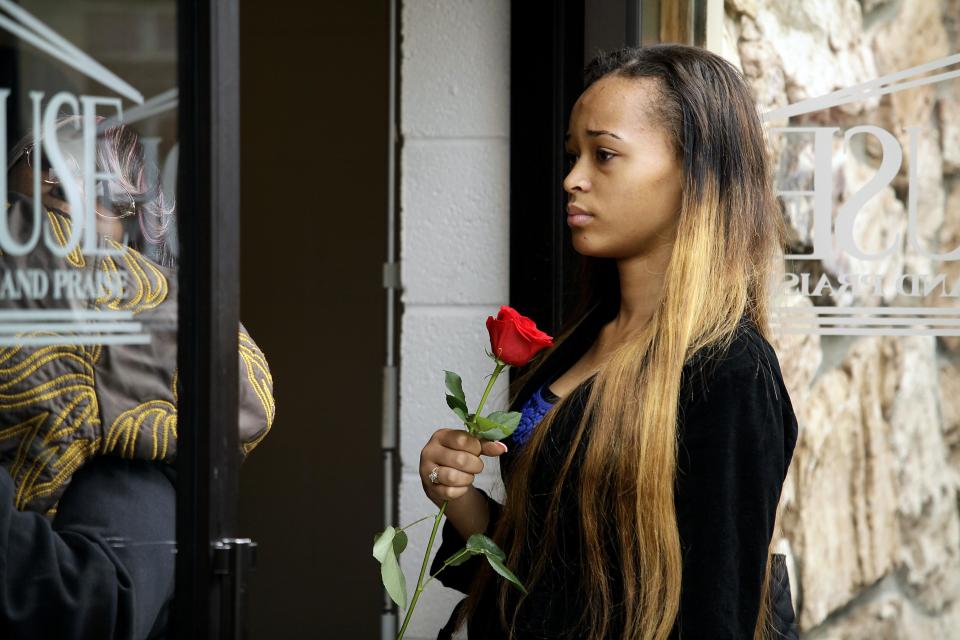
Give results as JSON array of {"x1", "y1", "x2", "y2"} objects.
[
  {"x1": 563, "y1": 74, "x2": 683, "y2": 259},
  {"x1": 9, "y1": 152, "x2": 126, "y2": 242}
]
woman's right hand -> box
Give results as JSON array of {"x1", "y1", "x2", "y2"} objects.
[{"x1": 420, "y1": 428, "x2": 508, "y2": 505}]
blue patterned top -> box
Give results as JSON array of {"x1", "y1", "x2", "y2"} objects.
[{"x1": 511, "y1": 381, "x2": 559, "y2": 447}]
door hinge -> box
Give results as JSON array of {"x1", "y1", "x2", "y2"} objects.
[{"x1": 382, "y1": 261, "x2": 401, "y2": 289}]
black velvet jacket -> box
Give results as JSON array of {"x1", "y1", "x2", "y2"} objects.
[{"x1": 431, "y1": 303, "x2": 800, "y2": 639}]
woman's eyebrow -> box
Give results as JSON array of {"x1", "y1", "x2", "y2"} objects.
[{"x1": 564, "y1": 129, "x2": 624, "y2": 142}]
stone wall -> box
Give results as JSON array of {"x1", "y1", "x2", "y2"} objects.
[
  {"x1": 398, "y1": 1, "x2": 511, "y2": 637},
  {"x1": 723, "y1": 0, "x2": 960, "y2": 636}
]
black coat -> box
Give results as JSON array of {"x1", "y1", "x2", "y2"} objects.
[
  {"x1": 432, "y1": 304, "x2": 800, "y2": 639},
  {"x1": 0, "y1": 457, "x2": 176, "y2": 639}
]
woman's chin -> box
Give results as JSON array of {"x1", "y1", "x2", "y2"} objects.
[
  {"x1": 570, "y1": 233, "x2": 591, "y2": 251},
  {"x1": 571, "y1": 234, "x2": 610, "y2": 258}
]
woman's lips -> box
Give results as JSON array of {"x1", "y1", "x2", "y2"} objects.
[
  {"x1": 567, "y1": 214, "x2": 593, "y2": 226},
  {"x1": 566, "y1": 204, "x2": 594, "y2": 227}
]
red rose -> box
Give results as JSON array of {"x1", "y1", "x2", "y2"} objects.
[{"x1": 485, "y1": 306, "x2": 554, "y2": 367}]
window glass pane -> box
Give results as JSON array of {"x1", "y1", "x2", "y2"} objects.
[
  {"x1": 727, "y1": 3, "x2": 960, "y2": 636},
  {"x1": 0, "y1": 1, "x2": 181, "y2": 636}
]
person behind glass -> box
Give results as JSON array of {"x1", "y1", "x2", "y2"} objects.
[
  {"x1": 8, "y1": 116, "x2": 176, "y2": 266},
  {"x1": 0, "y1": 118, "x2": 274, "y2": 639},
  {"x1": 420, "y1": 44, "x2": 800, "y2": 640}
]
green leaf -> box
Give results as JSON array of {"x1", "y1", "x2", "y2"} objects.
[
  {"x1": 460, "y1": 534, "x2": 527, "y2": 594},
  {"x1": 474, "y1": 411, "x2": 521, "y2": 440},
  {"x1": 465, "y1": 533, "x2": 506, "y2": 561},
  {"x1": 446, "y1": 393, "x2": 468, "y2": 422},
  {"x1": 393, "y1": 529, "x2": 408, "y2": 556},
  {"x1": 473, "y1": 414, "x2": 513, "y2": 440},
  {"x1": 443, "y1": 370, "x2": 466, "y2": 406},
  {"x1": 485, "y1": 411, "x2": 521, "y2": 431},
  {"x1": 473, "y1": 415, "x2": 500, "y2": 430},
  {"x1": 373, "y1": 526, "x2": 397, "y2": 562},
  {"x1": 373, "y1": 525, "x2": 408, "y2": 609},
  {"x1": 474, "y1": 416, "x2": 508, "y2": 440},
  {"x1": 487, "y1": 555, "x2": 528, "y2": 595},
  {"x1": 475, "y1": 426, "x2": 509, "y2": 441},
  {"x1": 381, "y1": 547, "x2": 407, "y2": 609}
]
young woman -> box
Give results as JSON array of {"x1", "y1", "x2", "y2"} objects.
[{"x1": 419, "y1": 44, "x2": 799, "y2": 639}]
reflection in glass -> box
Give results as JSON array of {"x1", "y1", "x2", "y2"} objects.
[{"x1": 0, "y1": 3, "x2": 187, "y2": 637}]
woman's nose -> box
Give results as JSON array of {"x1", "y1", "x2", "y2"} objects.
[{"x1": 563, "y1": 170, "x2": 589, "y2": 193}]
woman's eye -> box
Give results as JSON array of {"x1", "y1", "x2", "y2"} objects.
[{"x1": 564, "y1": 150, "x2": 613, "y2": 170}]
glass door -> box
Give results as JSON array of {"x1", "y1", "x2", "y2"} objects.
[{"x1": 0, "y1": 1, "x2": 253, "y2": 637}]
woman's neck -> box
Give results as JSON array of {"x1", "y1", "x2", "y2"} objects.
[{"x1": 613, "y1": 239, "x2": 674, "y2": 336}]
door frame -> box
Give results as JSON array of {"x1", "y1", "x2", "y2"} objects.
[
  {"x1": 174, "y1": 0, "x2": 246, "y2": 637},
  {"x1": 508, "y1": 0, "x2": 703, "y2": 343}
]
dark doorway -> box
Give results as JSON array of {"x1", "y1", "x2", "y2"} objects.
[
  {"x1": 238, "y1": 1, "x2": 391, "y2": 637},
  {"x1": 509, "y1": 0, "x2": 690, "y2": 340}
]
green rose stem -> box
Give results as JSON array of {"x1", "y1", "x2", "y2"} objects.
[{"x1": 396, "y1": 359, "x2": 507, "y2": 640}]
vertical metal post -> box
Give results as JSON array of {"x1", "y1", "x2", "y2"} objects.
[
  {"x1": 175, "y1": 0, "x2": 244, "y2": 637},
  {"x1": 693, "y1": 0, "x2": 708, "y2": 47},
  {"x1": 640, "y1": 0, "x2": 662, "y2": 46},
  {"x1": 381, "y1": 0, "x2": 401, "y2": 637},
  {"x1": 626, "y1": 0, "x2": 641, "y2": 47}
]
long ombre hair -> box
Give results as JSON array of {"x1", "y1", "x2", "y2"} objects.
[{"x1": 450, "y1": 44, "x2": 787, "y2": 639}]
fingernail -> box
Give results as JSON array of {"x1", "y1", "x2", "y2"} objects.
[{"x1": 495, "y1": 441, "x2": 508, "y2": 453}]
